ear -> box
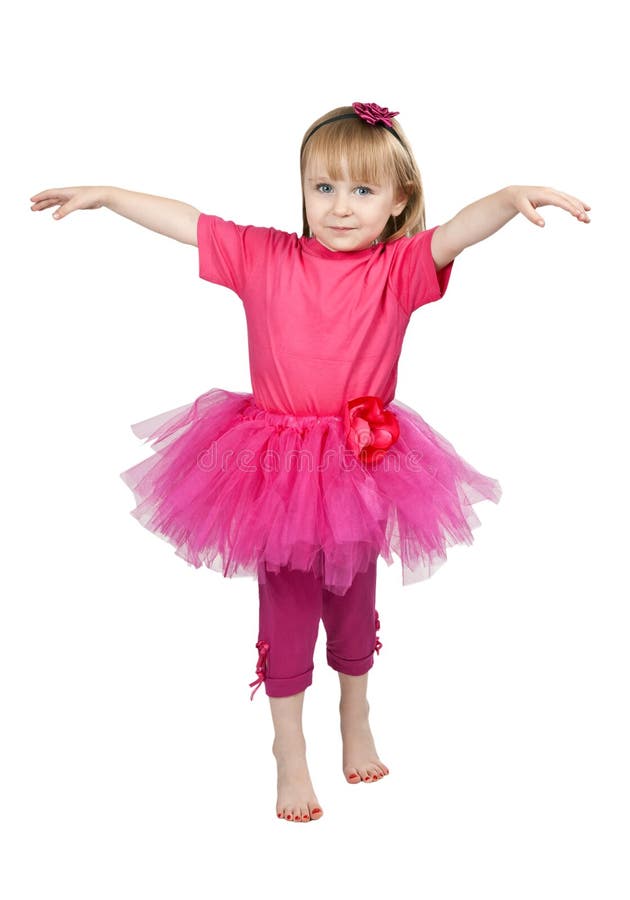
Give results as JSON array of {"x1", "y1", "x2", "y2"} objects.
[{"x1": 391, "y1": 189, "x2": 408, "y2": 217}]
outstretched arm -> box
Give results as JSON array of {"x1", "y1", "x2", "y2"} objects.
[
  {"x1": 103, "y1": 187, "x2": 200, "y2": 245},
  {"x1": 431, "y1": 185, "x2": 592, "y2": 270},
  {"x1": 30, "y1": 185, "x2": 201, "y2": 246}
]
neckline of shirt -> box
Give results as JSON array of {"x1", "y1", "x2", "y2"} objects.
[{"x1": 300, "y1": 235, "x2": 381, "y2": 260}]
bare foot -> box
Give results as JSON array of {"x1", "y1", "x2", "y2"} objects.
[
  {"x1": 273, "y1": 736, "x2": 324, "y2": 822},
  {"x1": 340, "y1": 699, "x2": 390, "y2": 784}
]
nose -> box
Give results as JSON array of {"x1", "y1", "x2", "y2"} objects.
[{"x1": 331, "y1": 190, "x2": 352, "y2": 217}]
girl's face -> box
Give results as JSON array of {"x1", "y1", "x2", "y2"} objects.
[{"x1": 303, "y1": 157, "x2": 407, "y2": 252}]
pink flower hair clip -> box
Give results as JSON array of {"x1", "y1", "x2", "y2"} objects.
[{"x1": 352, "y1": 102, "x2": 400, "y2": 129}]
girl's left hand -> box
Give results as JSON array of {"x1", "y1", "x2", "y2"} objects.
[{"x1": 508, "y1": 185, "x2": 591, "y2": 227}]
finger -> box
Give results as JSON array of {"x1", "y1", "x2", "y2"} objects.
[
  {"x1": 553, "y1": 190, "x2": 591, "y2": 219},
  {"x1": 30, "y1": 199, "x2": 61, "y2": 211},
  {"x1": 540, "y1": 190, "x2": 591, "y2": 223},
  {"x1": 567, "y1": 196, "x2": 590, "y2": 217},
  {"x1": 30, "y1": 188, "x2": 74, "y2": 205},
  {"x1": 569, "y1": 199, "x2": 591, "y2": 221},
  {"x1": 560, "y1": 191, "x2": 590, "y2": 209},
  {"x1": 30, "y1": 189, "x2": 60, "y2": 201},
  {"x1": 30, "y1": 191, "x2": 65, "y2": 212},
  {"x1": 519, "y1": 198, "x2": 546, "y2": 227}
]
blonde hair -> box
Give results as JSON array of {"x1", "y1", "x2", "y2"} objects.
[{"x1": 299, "y1": 105, "x2": 426, "y2": 243}]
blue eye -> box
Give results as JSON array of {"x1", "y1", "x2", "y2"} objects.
[{"x1": 314, "y1": 183, "x2": 373, "y2": 195}]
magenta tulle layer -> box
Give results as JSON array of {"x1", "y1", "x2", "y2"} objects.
[{"x1": 119, "y1": 387, "x2": 502, "y2": 596}]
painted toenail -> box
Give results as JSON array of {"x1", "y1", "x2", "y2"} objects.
[
  {"x1": 302, "y1": 816, "x2": 309, "y2": 820},
  {"x1": 277, "y1": 813, "x2": 282, "y2": 817},
  {"x1": 312, "y1": 808, "x2": 321, "y2": 813},
  {"x1": 287, "y1": 815, "x2": 292, "y2": 819}
]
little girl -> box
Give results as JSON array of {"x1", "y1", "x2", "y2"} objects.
[{"x1": 30, "y1": 101, "x2": 590, "y2": 824}]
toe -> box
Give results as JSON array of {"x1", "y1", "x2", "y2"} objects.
[
  {"x1": 300, "y1": 807, "x2": 310, "y2": 821},
  {"x1": 346, "y1": 768, "x2": 361, "y2": 783},
  {"x1": 311, "y1": 805, "x2": 323, "y2": 818}
]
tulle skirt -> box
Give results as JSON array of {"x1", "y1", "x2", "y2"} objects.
[{"x1": 119, "y1": 387, "x2": 502, "y2": 596}]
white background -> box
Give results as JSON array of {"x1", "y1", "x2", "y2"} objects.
[{"x1": 3, "y1": 0, "x2": 628, "y2": 897}]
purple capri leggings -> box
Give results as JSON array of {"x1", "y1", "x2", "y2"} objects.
[{"x1": 249, "y1": 559, "x2": 383, "y2": 700}]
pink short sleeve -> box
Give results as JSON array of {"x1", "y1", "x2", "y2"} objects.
[
  {"x1": 197, "y1": 213, "x2": 272, "y2": 296},
  {"x1": 389, "y1": 225, "x2": 455, "y2": 316}
]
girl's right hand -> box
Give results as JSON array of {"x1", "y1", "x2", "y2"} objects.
[{"x1": 29, "y1": 186, "x2": 108, "y2": 220}]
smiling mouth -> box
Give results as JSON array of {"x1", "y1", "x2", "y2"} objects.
[{"x1": 329, "y1": 226, "x2": 355, "y2": 231}]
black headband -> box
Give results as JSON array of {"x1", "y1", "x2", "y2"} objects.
[{"x1": 301, "y1": 103, "x2": 404, "y2": 153}]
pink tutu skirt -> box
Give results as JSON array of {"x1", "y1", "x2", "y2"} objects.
[{"x1": 119, "y1": 387, "x2": 502, "y2": 596}]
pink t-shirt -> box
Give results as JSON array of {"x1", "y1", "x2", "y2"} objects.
[{"x1": 197, "y1": 213, "x2": 454, "y2": 416}]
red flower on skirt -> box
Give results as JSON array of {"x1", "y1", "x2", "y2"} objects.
[{"x1": 344, "y1": 395, "x2": 400, "y2": 465}]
